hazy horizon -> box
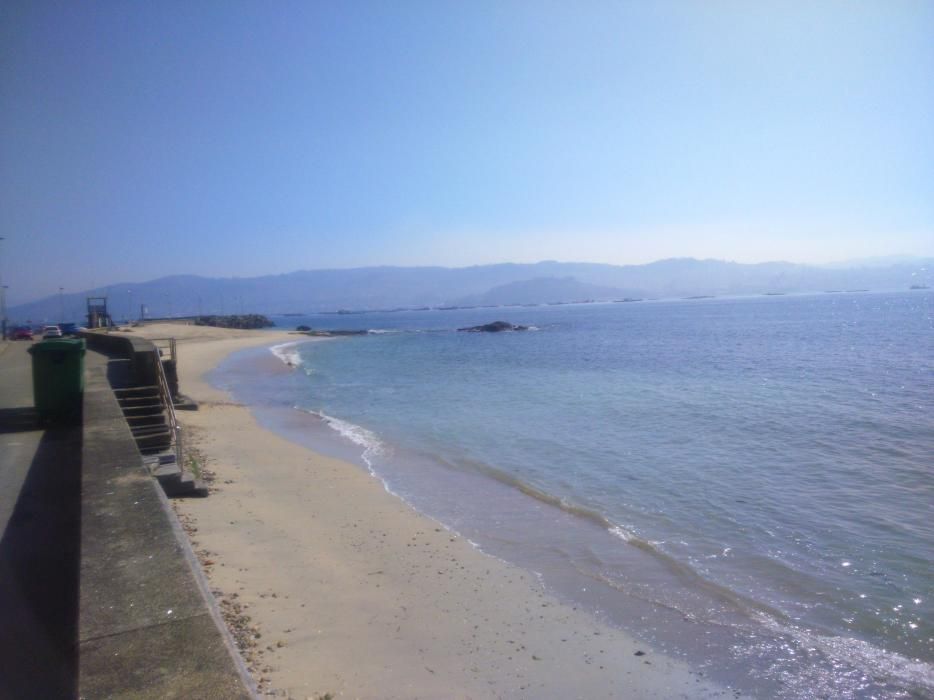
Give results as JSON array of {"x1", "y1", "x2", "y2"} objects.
[
  {"x1": 2, "y1": 2, "x2": 932, "y2": 304},
  {"x1": 6, "y1": 252, "x2": 934, "y2": 308},
  {"x1": 7, "y1": 255, "x2": 932, "y2": 321}
]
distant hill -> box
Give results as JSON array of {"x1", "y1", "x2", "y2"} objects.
[
  {"x1": 8, "y1": 257, "x2": 933, "y2": 324},
  {"x1": 456, "y1": 277, "x2": 636, "y2": 306}
]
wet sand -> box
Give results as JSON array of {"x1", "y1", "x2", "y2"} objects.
[{"x1": 134, "y1": 322, "x2": 732, "y2": 699}]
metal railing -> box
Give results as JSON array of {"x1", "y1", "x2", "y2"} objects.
[
  {"x1": 149, "y1": 337, "x2": 177, "y2": 363},
  {"x1": 152, "y1": 345, "x2": 183, "y2": 468}
]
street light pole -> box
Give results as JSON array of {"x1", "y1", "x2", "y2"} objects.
[
  {"x1": 1, "y1": 285, "x2": 7, "y2": 340},
  {"x1": 59, "y1": 286, "x2": 65, "y2": 322},
  {"x1": 0, "y1": 236, "x2": 6, "y2": 339}
]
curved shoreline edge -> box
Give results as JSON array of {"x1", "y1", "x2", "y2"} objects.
[{"x1": 131, "y1": 322, "x2": 737, "y2": 698}]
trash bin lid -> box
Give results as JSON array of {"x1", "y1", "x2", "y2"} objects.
[{"x1": 28, "y1": 338, "x2": 86, "y2": 355}]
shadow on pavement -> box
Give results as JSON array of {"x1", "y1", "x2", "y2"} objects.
[
  {"x1": 0, "y1": 420, "x2": 83, "y2": 699},
  {"x1": 0, "y1": 407, "x2": 40, "y2": 434}
]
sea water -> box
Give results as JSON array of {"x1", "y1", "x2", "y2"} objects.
[{"x1": 212, "y1": 292, "x2": 933, "y2": 698}]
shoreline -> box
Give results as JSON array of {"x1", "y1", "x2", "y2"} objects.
[{"x1": 133, "y1": 322, "x2": 733, "y2": 698}]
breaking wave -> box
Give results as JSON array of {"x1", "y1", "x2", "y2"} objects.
[
  {"x1": 269, "y1": 341, "x2": 303, "y2": 368},
  {"x1": 294, "y1": 407, "x2": 385, "y2": 470}
]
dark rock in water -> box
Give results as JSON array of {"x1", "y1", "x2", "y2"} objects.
[
  {"x1": 457, "y1": 321, "x2": 529, "y2": 333},
  {"x1": 300, "y1": 329, "x2": 368, "y2": 337},
  {"x1": 194, "y1": 314, "x2": 274, "y2": 329},
  {"x1": 296, "y1": 325, "x2": 311, "y2": 331}
]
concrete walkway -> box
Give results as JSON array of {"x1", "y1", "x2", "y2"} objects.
[
  {"x1": 0, "y1": 342, "x2": 253, "y2": 698},
  {"x1": 0, "y1": 340, "x2": 80, "y2": 697}
]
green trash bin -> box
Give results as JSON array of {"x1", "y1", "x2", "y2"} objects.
[{"x1": 28, "y1": 337, "x2": 86, "y2": 422}]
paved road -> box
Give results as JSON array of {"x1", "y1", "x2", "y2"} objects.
[
  {"x1": 0, "y1": 341, "x2": 42, "y2": 529},
  {"x1": 0, "y1": 339, "x2": 82, "y2": 698}
]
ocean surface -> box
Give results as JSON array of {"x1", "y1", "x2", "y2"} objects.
[{"x1": 211, "y1": 291, "x2": 933, "y2": 698}]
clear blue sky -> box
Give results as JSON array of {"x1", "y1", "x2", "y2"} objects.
[{"x1": 1, "y1": 1, "x2": 931, "y2": 303}]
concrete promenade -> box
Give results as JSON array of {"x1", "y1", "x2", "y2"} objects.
[{"x1": 0, "y1": 340, "x2": 253, "y2": 698}]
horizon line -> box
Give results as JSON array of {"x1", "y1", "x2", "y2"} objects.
[{"x1": 8, "y1": 253, "x2": 933, "y2": 308}]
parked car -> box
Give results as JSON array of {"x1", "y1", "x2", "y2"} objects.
[
  {"x1": 59, "y1": 322, "x2": 79, "y2": 336},
  {"x1": 42, "y1": 325, "x2": 63, "y2": 338},
  {"x1": 11, "y1": 326, "x2": 33, "y2": 340}
]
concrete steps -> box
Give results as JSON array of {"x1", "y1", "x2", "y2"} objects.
[
  {"x1": 114, "y1": 386, "x2": 206, "y2": 498},
  {"x1": 141, "y1": 452, "x2": 208, "y2": 498}
]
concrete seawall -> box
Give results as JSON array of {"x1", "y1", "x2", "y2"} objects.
[{"x1": 0, "y1": 341, "x2": 254, "y2": 698}]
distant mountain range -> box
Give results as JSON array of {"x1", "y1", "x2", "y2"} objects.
[
  {"x1": 8, "y1": 257, "x2": 933, "y2": 324},
  {"x1": 455, "y1": 276, "x2": 640, "y2": 306}
]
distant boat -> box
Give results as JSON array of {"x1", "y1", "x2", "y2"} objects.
[{"x1": 763, "y1": 292, "x2": 786, "y2": 296}]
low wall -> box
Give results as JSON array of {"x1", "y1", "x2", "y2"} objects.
[
  {"x1": 79, "y1": 330, "x2": 174, "y2": 395},
  {"x1": 78, "y1": 356, "x2": 254, "y2": 697}
]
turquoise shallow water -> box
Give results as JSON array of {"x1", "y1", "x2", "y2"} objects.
[{"x1": 214, "y1": 291, "x2": 933, "y2": 698}]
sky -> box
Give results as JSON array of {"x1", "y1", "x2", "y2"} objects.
[{"x1": 1, "y1": 1, "x2": 932, "y2": 304}]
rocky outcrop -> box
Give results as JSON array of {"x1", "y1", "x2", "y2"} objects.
[
  {"x1": 194, "y1": 314, "x2": 274, "y2": 329},
  {"x1": 457, "y1": 321, "x2": 529, "y2": 333},
  {"x1": 297, "y1": 329, "x2": 368, "y2": 337}
]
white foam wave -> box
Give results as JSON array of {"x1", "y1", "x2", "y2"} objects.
[
  {"x1": 270, "y1": 341, "x2": 303, "y2": 368},
  {"x1": 367, "y1": 329, "x2": 400, "y2": 335},
  {"x1": 608, "y1": 525, "x2": 635, "y2": 542},
  {"x1": 298, "y1": 408, "x2": 385, "y2": 470}
]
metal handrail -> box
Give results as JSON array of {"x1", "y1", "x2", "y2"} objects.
[
  {"x1": 149, "y1": 337, "x2": 177, "y2": 363},
  {"x1": 153, "y1": 346, "x2": 182, "y2": 468}
]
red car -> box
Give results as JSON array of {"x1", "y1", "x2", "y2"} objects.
[{"x1": 11, "y1": 326, "x2": 33, "y2": 340}]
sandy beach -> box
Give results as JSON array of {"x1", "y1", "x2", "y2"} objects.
[{"x1": 133, "y1": 322, "x2": 731, "y2": 699}]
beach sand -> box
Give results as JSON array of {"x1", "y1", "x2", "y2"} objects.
[{"x1": 134, "y1": 322, "x2": 730, "y2": 699}]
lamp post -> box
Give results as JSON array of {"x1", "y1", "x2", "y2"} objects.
[
  {"x1": 1, "y1": 285, "x2": 7, "y2": 340},
  {"x1": 59, "y1": 286, "x2": 65, "y2": 323},
  {"x1": 127, "y1": 289, "x2": 133, "y2": 324},
  {"x1": 0, "y1": 236, "x2": 6, "y2": 339}
]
